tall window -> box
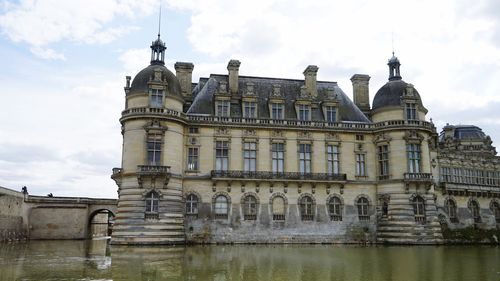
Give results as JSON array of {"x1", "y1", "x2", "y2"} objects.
[
  {"x1": 405, "y1": 103, "x2": 417, "y2": 120},
  {"x1": 413, "y1": 196, "x2": 426, "y2": 223},
  {"x1": 214, "y1": 195, "x2": 229, "y2": 219},
  {"x1": 328, "y1": 196, "x2": 343, "y2": 221},
  {"x1": 145, "y1": 191, "x2": 159, "y2": 220},
  {"x1": 150, "y1": 89, "x2": 164, "y2": 108},
  {"x1": 187, "y1": 147, "x2": 199, "y2": 171},
  {"x1": 327, "y1": 145, "x2": 340, "y2": 174},
  {"x1": 147, "y1": 133, "x2": 162, "y2": 165},
  {"x1": 271, "y1": 103, "x2": 284, "y2": 119},
  {"x1": 492, "y1": 201, "x2": 500, "y2": 223},
  {"x1": 243, "y1": 102, "x2": 257, "y2": 118},
  {"x1": 378, "y1": 145, "x2": 389, "y2": 179},
  {"x1": 299, "y1": 144, "x2": 312, "y2": 174},
  {"x1": 272, "y1": 196, "x2": 285, "y2": 221},
  {"x1": 407, "y1": 144, "x2": 421, "y2": 173},
  {"x1": 186, "y1": 194, "x2": 199, "y2": 217},
  {"x1": 355, "y1": 153, "x2": 366, "y2": 176},
  {"x1": 357, "y1": 197, "x2": 370, "y2": 221},
  {"x1": 444, "y1": 199, "x2": 458, "y2": 223},
  {"x1": 215, "y1": 141, "x2": 229, "y2": 171},
  {"x1": 299, "y1": 196, "x2": 314, "y2": 221},
  {"x1": 469, "y1": 200, "x2": 481, "y2": 223},
  {"x1": 272, "y1": 143, "x2": 284, "y2": 173},
  {"x1": 325, "y1": 106, "x2": 337, "y2": 122},
  {"x1": 243, "y1": 142, "x2": 257, "y2": 172},
  {"x1": 298, "y1": 104, "x2": 310, "y2": 121},
  {"x1": 243, "y1": 195, "x2": 258, "y2": 220},
  {"x1": 216, "y1": 100, "x2": 230, "y2": 117}
]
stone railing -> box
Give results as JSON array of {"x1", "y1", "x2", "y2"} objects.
[
  {"x1": 120, "y1": 107, "x2": 435, "y2": 131},
  {"x1": 211, "y1": 170, "x2": 347, "y2": 181},
  {"x1": 137, "y1": 165, "x2": 171, "y2": 176},
  {"x1": 404, "y1": 173, "x2": 433, "y2": 181}
]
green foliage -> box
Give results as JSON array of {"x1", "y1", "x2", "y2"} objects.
[{"x1": 442, "y1": 226, "x2": 500, "y2": 244}]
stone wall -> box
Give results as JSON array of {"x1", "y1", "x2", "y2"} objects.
[{"x1": 0, "y1": 187, "x2": 28, "y2": 241}]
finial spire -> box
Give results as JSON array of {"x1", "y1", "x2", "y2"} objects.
[
  {"x1": 150, "y1": 1, "x2": 166, "y2": 65},
  {"x1": 387, "y1": 52, "x2": 401, "y2": 81},
  {"x1": 158, "y1": 0, "x2": 162, "y2": 39}
]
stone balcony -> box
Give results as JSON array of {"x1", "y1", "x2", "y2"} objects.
[
  {"x1": 137, "y1": 165, "x2": 171, "y2": 176},
  {"x1": 403, "y1": 173, "x2": 433, "y2": 183},
  {"x1": 210, "y1": 170, "x2": 346, "y2": 183},
  {"x1": 120, "y1": 106, "x2": 435, "y2": 132}
]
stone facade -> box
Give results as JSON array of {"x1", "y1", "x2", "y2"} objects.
[{"x1": 110, "y1": 37, "x2": 500, "y2": 245}]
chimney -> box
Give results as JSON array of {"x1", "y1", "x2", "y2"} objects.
[
  {"x1": 174, "y1": 62, "x2": 194, "y2": 98},
  {"x1": 227, "y1": 59, "x2": 241, "y2": 96},
  {"x1": 303, "y1": 65, "x2": 318, "y2": 97},
  {"x1": 350, "y1": 74, "x2": 371, "y2": 112}
]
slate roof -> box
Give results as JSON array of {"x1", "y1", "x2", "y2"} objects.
[
  {"x1": 187, "y1": 74, "x2": 370, "y2": 123},
  {"x1": 372, "y1": 79, "x2": 424, "y2": 111},
  {"x1": 129, "y1": 64, "x2": 182, "y2": 98}
]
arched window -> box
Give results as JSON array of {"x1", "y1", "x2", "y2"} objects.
[
  {"x1": 491, "y1": 201, "x2": 500, "y2": 223},
  {"x1": 357, "y1": 197, "x2": 370, "y2": 221},
  {"x1": 444, "y1": 198, "x2": 458, "y2": 223},
  {"x1": 300, "y1": 195, "x2": 315, "y2": 221},
  {"x1": 272, "y1": 196, "x2": 286, "y2": 221},
  {"x1": 145, "y1": 191, "x2": 160, "y2": 220},
  {"x1": 413, "y1": 196, "x2": 426, "y2": 223},
  {"x1": 243, "y1": 195, "x2": 258, "y2": 220},
  {"x1": 214, "y1": 195, "x2": 229, "y2": 219},
  {"x1": 328, "y1": 196, "x2": 343, "y2": 221},
  {"x1": 186, "y1": 194, "x2": 199, "y2": 217},
  {"x1": 469, "y1": 200, "x2": 481, "y2": 223}
]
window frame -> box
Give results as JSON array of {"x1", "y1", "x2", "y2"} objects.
[
  {"x1": 407, "y1": 143, "x2": 421, "y2": 173},
  {"x1": 326, "y1": 145, "x2": 340, "y2": 175},
  {"x1": 185, "y1": 194, "x2": 199, "y2": 217},
  {"x1": 271, "y1": 142, "x2": 285, "y2": 173},
  {"x1": 215, "y1": 140, "x2": 229, "y2": 171},
  {"x1": 299, "y1": 143, "x2": 312, "y2": 174},
  {"x1": 150, "y1": 88, "x2": 164, "y2": 108},
  {"x1": 147, "y1": 133, "x2": 163, "y2": 166},
  {"x1": 243, "y1": 142, "x2": 257, "y2": 172},
  {"x1": 187, "y1": 147, "x2": 199, "y2": 171},
  {"x1": 216, "y1": 100, "x2": 230, "y2": 117},
  {"x1": 328, "y1": 196, "x2": 343, "y2": 221},
  {"x1": 378, "y1": 145, "x2": 390, "y2": 180}
]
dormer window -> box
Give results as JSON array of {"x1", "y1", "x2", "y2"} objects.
[
  {"x1": 405, "y1": 103, "x2": 417, "y2": 120},
  {"x1": 150, "y1": 89, "x2": 164, "y2": 108},
  {"x1": 298, "y1": 104, "x2": 310, "y2": 121},
  {"x1": 271, "y1": 103, "x2": 284, "y2": 119},
  {"x1": 325, "y1": 106, "x2": 337, "y2": 123},
  {"x1": 216, "y1": 100, "x2": 230, "y2": 117},
  {"x1": 243, "y1": 101, "x2": 257, "y2": 118}
]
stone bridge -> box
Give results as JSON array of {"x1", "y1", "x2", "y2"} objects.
[{"x1": 0, "y1": 186, "x2": 117, "y2": 241}]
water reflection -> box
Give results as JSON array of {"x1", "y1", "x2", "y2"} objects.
[{"x1": 0, "y1": 240, "x2": 499, "y2": 281}]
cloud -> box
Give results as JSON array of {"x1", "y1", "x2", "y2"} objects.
[{"x1": 0, "y1": 0, "x2": 157, "y2": 59}]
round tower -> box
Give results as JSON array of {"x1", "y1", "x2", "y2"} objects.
[{"x1": 111, "y1": 34, "x2": 186, "y2": 245}]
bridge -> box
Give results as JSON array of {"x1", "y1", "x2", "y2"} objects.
[{"x1": 0, "y1": 186, "x2": 117, "y2": 241}]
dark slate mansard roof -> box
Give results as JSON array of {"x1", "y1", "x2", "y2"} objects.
[
  {"x1": 129, "y1": 64, "x2": 182, "y2": 98},
  {"x1": 372, "y1": 79, "x2": 424, "y2": 111},
  {"x1": 187, "y1": 74, "x2": 370, "y2": 123}
]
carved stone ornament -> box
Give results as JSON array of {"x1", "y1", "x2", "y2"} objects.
[
  {"x1": 404, "y1": 84, "x2": 415, "y2": 97},
  {"x1": 144, "y1": 119, "x2": 167, "y2": 132},
  {"x1": 325, "y1": 132, "x2": 340, "y2": 141},
  {"x1": 244, "y1": 82, "x2": 256, "y2": 96},
  {"x1": 271, "y1": 130, "x2": 284, "y2": 138},
  {"x1": 325, "y1": 88, "x2": 337, "y2": 101},
  {"x1": 299, "y1": 85, "x2": 311, "y2": 99},
  {"x1": 153, "y1": 68, "x2": 163, "y2": 82},
  {"x1": 271, "y1": 84, "x2": 283, "y2": 98},
  {"x1": 298, "y1": 131, "x2": 312, "y2": 139},
  {"x1": 373, "y1": 133, "x2": 392, "y2": 144},
  {"x1": 243, "y1": 129, "x2": 257, "y2": 136},
  {"x1": 404, "y1": 130, "x2": 424, "y2": 142},
  {"x1": 215, "y1": 127, "x2": 230, "y2": 136},
  {"x1": 218, "y1": 81, "x2": 228, "y2": 94}
]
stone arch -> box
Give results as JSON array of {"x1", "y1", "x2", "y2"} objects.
[
  {"x1": 269, "y1": 193, "x2": 288, "y2": 221},
  {"x1": 354, "y1": 194, "x2": 372, "y2": 206},
  {"x1": 142, "y1": 188, "x2": 163, "y2": 199},
  {"x1": 297, "y1": 193, "x2": 316, "y2": 205},
  {"x1": 468, "y1": 197, "x2": 481, "y2": 223},
  {"x1": 212, "y1": 191, "x2": 231, "y2": 205},
  {"x1": 184, "y1": 190, "x2": 202, "y2": 203},
  {"x1": 87, "y1": 208, "x2": 115, "y2": 239},
  {"x1": 240, "y1": 192, "x2": 260, "y2": 205},
  {"x1": 326, "y1": 193, "x2": 344, "y2": 221},
  {"x1": 467, "y1": 197, "x2": 480, "y2": 209},
  {"x1": 489, "y1": 198, "x2": 500, "y2": 210},
  {"x1": 212, "y1": 191, "x2": 231, "y2": 219}
]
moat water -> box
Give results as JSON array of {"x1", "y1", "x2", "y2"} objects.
[{"x1": 0, "y1": 240, "x2": 499, "y2": 281}]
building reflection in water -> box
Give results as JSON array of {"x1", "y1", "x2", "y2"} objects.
[{"x1": 1, "y1": 241, "x2": 500, "y2": 281}]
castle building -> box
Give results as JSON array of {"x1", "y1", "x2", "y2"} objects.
[{"x1": 110, "y1": 34, "x2": 500, "y2": 245}]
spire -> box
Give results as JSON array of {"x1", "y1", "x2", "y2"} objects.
[
  {"x1": 387, "y1": 52, "x2": 401, "y2": 81},
  {"x1": 150, "y1": 2, "x2": 166, "y2": 65}
]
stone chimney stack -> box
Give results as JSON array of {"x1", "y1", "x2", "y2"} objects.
[
  {"x1": 303, "y1": 65, "x2": 319, "y2": 97},
  {"x1": 227, "y1": 59, "x2": 241, "y2": 96},
  {"x1": 174, "y1": 62, "x2": 194, "y2": 98},
  {"x1": 350, "y1": 74, "x2": 371, "y2": 113}
]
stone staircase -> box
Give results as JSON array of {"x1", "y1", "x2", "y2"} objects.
[{"x1": 377, "y1": 193, "x2": 444, "y2": 244}]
